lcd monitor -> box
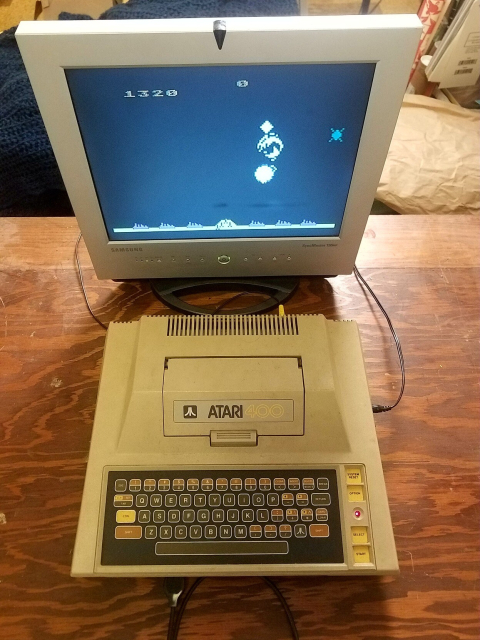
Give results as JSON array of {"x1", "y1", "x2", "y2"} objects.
[{"x1": 16, "y1": 16, "x2": 421, "y2": 280}]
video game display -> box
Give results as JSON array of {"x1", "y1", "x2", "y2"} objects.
[{"x1": 66, "y1": 63, "x2": 375, "y2": 241}]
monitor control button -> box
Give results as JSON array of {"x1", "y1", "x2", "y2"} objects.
[{"x1": 218, "y1": 255, "x2": 231, "y2": 264}]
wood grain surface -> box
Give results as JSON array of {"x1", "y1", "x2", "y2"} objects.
[{"x1": 0, "y1": 215, "x2": 479, "y2": 640}]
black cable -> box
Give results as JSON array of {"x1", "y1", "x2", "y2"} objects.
[
  {"x1": 169, "y1": 577, "x2": 299, "y2": 640},
  {"x1": 167, "y1": 607, "x2": 176, "y2": 640},
  {"x1": 262, "y1": 577, "x2": 300, "y2": 640},
  {"x1": 171, "y1": 578, "x2": 204, "y2": 640},
  {"x1": 164, "y1": 577, "x2": 186, "y2": 640},
  {"x1": 212, "y1": 291, "x2": 252, "y2": 314},
  {"x1": 353, "y1": 265, "x2": 405, "y2": 413},
  {"x1": 74, "y1": 232, "x2": 108, "y2": 330}
]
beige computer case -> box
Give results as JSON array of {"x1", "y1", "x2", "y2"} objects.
[{"x1": 71, "y1": 314, "x2": 398, "y2": 577}]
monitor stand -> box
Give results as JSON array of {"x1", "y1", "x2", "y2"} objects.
[{"x1": 150, "y1": 277, "x2": 299, "y2": 315}]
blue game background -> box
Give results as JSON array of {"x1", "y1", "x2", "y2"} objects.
[{"x1": 66, "y1": 63, "x2": 375, "y2": 241}]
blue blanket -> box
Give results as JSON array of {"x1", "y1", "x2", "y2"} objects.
[{"x1": 0, "y1": 0, "x2": 298, "y2": 211}]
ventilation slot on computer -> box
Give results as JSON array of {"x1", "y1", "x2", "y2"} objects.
[{"x1": 166, "y1": 314, "x2": 299, "y2": 337}]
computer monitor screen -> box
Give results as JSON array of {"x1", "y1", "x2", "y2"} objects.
[
  {"x1": 66, "y1": 63, "x2": 375, "y2": 242},
  {"x1": 16, "y1": 16, "x2": 421, "y2": 279}
]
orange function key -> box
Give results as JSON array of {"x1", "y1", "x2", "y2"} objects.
[
  {"x1": 309, "y1": 524, "x2": 329, "y2": 537},
  {"x1": 144, "y1": 479, "x2": 156, "y2": 492},
  {"x1": 114, "y1": 494, "x2": 133, "y2": 507},
  {"x1": 115, "y1": 526, "x2": 142, "y2": 539}
]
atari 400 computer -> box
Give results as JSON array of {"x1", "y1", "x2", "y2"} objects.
[{"x1": 16, "y1": 15, "x2": 421, "y2": 577}]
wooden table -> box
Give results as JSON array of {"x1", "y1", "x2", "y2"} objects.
[{"x1": 1, "y1": 215, "x2": 479, "y2": 640}]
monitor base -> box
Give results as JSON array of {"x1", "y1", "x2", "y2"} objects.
[{"x1": 150, "y1": 277, "x2": 299, "y2": 315}]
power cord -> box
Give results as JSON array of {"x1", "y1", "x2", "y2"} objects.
[
  {"x1": 353, "y1": 265, "x2": 405, "y2": 413},
  {"x1": 164, "y1": 576, "x2": 299, "y2": 640},
  {"x1": 74, "y1": 232, "x2": 107, "y2": 330},
  {"x1": 75, "y1": 231, "x2": 256, "y2": 322}
]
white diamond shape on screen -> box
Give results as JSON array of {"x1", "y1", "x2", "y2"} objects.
[{"x1": 260, "y1": 120, "x2": 274, "y2": 134}]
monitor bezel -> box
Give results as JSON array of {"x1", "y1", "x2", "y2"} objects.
[{"x1": 16, "y1": 16, "x2": 421, "y2": 279}]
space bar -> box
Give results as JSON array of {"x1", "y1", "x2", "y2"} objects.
[{"x1": 155, "y1": 541, "x2": 288, "y2": 556}]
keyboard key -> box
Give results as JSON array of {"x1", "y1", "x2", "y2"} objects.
[
  {"x1": 294, "y1": 524, "x2": 307, "y2": 538},
  {"x1": 279, "y1": 524, "x2": 292, "y2": 539},
  {"x1": 301, "y1": 508, "x2": 313, "y2": 522},
  {"x1": 168, "y1": 510, "x2": 180, "y2": 523},
  {"x1": 353, "y1": 546, "x2": 370, "y2": 564},
  {"x1": 115, "y1": 526, "x2": 142, "y2": 539},
  {"x1": 302, "y1": 478, "x2": 315, "y2": 491},
  {"x1": 252, "y1": 493, "x2": 265, "y2": 506},
  {"x1": 158, "y1": 479, "x2": 170, "y2": 491},
  {"x1": 288, "y1": 478, "x2": 300, "y2": 491},
  {"x1": 235, "y1": 525, "x2": 247, "y2": 538},
  {"x1": 155, "y1": 541, "x2": 288, "y2": 556},
  {"x1": 179, "y1": 494, "x2": 191, "y2": 507},
  {"x1": 282, "y1": 493, "x2": 294, "y2": 506},
  {"x1": 182, "y1": 510, "x2": 195, "y2": 523},
  {"x1": 197, "y1": 509, "x2": 210, "y2": 523},
  {"x1": 316, "y1": 508, "x2": 328, "y2": 522},
  {"x1": 238, "y1": 494, "x2": 250, "y2": 507},
  {"x1": 153, "y1": 510, "x2": 166, "y2": 523},
  {"x1": 250, "y1": 525, "x2": 262, "y2": 538},
  {"x1": 194, "y1": 494, "x2": 207, "y2": 508},
  {"x1": 205, "y1": 525, "x2": 217, "y2": 539},
  {"x1": 165, "y1": 494, "x2": 177, "y2": 507},
  {"x1": 230, "y1": 478, "x2": 242, "y2": 491},
  {"x1": 227, "y1": 509, "x2": 239, "y2": 523},
  {"x1": 159, "y1": 525, "x2": 172, "y2": 539},
  {"x1": 223, "y1": 494, "x2": 235, "y2": 507},
  {"x1": 212, "y1": 509, "x2": 225, "y2": 522},
  {"x1": 311, "y1": 493, "x2": 331, "y2": 506},
  {"x1": 309, "y1": 524, "x2": 329, "y2": 538},
  {"x1": 173, "y1": 479, "x2": 185, "y2": 492},
  {"x1": 242, "y1": 509, "x2": 254, "y2": 522},
  {"x1": 348, "y1": 486, "x2": 364, "y2": 502},
  {"x1": 216, "y1": 478, "x2": 228, "y2": 491},
  {"x1": 274, "y1": 478, "x2": 286, "y2": 491},
  {"x1": 144, "y1": 479, "x2": 156, "y2": 492},
  {"x1": 187, "y1": 479, "x2": 199, "y2": 491},
  {"x1": 116, "y1": 510, "x2": 135, "y2": 523},
  {"x1": 296, "y1": 493, "x2": 309, "y2": 506},
  {"x1": 259, "y1": 478, "x2": 271, "y2": 491},
  {"x1": 245, "y1": 478, "x2": 257, "y2": 491},
  {"x1": 150, "y1": 494, "x2": 162, "y2": 507},
  {"x1": 265, "y1": 525, "x2": 277, "y2": 538},
  {"x1": 145, "y1": 525, "x2": 157, "y2": 539},
  {"x1": 190, "y1": 525, "x2": 202, "y2": 539},
  {"x1": 220, "y1": 525, "x2": 232, "y2": 539},
  {"x1": 257, "y1": 509, "x2": 269, "y2": 522},
  {"x1": 129, "y1": 479, "x2": 141, "y2": 492},
  {"x1": 271, "y1": 509, "x2": 283, "y2": 522},
  {"x1": 175, "y1": 525, "x2": 187, "y2": 539},
  {"x1": 114, "y1": 479, "x2": 127, "y2": 492},
  {"x1": 138, "y1": 510, "x2": 151, "y2": 523},
  {"x1": 286, "y1": 509, "x2": 298, "y2": 522},
  {"x1": 114, "y1": 494, "x2": 133, "y2": 508},
  {"x1": 317, "y1": 478, "x2": 329, "y2": 491},
  {"x1": 136, "y1": 494, "x2": 148, "y2": 508},
  {"x1": 201, "y1": 478, "x2": 213, "y2": 491},
  {"x1": 208, "y1": 494, "x2": 221, "y2": 507},
  {"x1": 267, "y1": 493, "x2": 279, "y2": 507}
]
